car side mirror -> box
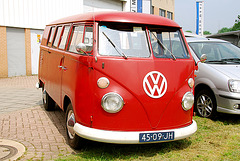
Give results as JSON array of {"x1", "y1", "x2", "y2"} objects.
[
  {"x1": 195, "y1": 54, "x2": 207, "y2": 71},
  {"x1": 200, "y1": 54, "x2": 207, "y2": 63},
  {"x1": 76, "y1": 43, "x2": 87, "y2": 54}
]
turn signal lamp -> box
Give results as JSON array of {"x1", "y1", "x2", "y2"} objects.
[
  {"x1": 97, "y1": 77, "x2": 110, "y2": 89},
  {"x1": 188, "y1": 78, "x2": 194, "y2": 88}
]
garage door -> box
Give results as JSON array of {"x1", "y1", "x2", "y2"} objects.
[{"x1": 7, "y1": 27, "x2": 26, "y2": 77}]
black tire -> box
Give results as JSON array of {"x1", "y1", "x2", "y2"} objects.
[
  {"x1": 194, "y1": 89, "x2": 217, "y2": 119},
  {"x1": 66, "y1": 103, "x2": 84, "y2": 149},
  {"x1": 42, "y1": 89, "x2": 55, "y2": 111}
]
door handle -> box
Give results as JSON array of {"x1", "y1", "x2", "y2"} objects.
[
  {"x1": 58, "y1": 66, "x2": 67, "y2": 71},
  {"x1": 62, "y1": 66, "x2": 67, "y2": 70},
  {"x1": 59, "y1": 56, "x2": 67, "y2": 70}
]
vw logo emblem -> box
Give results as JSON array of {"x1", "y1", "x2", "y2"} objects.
[{"x1": 143, "y1": 71, "x2": 167, "y2": 99}]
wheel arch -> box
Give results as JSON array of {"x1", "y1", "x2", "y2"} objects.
[
  {"x1": 195, "y1": 83, "x2": 214, "y2": 93},
  {"x1": 39, "y1": 79, "x2": 44, "y2": 89},
  {"x1": 195, "y1": 83, "x2": 216, "y2": 101},
  {"x1": 63, "y1": 95, "x2": 72, "y2": 112}
]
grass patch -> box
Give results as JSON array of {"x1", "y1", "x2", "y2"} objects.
[{"x1": 56, "y1": 115, "x2": 240, "y2": 161}]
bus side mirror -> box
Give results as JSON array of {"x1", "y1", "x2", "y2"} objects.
[
  {"x1": 76, "y1": 43, "x2": 87, "y2": 54},
  {"x1": 195, "y1": 54, "x2": 207, "y2": 71}
]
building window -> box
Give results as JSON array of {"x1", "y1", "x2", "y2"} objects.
[
  {"x1": 167, "y1": 11, "x2": 173, "y2": 20},
  {"x1": 151, "y1": 6, "x2": 154, "y2": 14},
  {"x1": 159, "y1": 9, "x2": 166, "y2": 17}
]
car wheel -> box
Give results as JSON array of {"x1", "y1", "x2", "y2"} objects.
[
  {"x1": 42, "y1": 89, "x2": 55, "y2": 111},
  {"x1": 195, "y1": 89, "x2": 217, "y2": 119},
  {"x1": 66, "y1": 103, "x2": 84, "y2": 149}
]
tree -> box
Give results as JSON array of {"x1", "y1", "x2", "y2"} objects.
[
  {"x1": 232, "y1": 22, "x2": 240, "y2": 31},
  {"x1": 232, "y1": 15, "x2": 240, "y2": 31},
  {"x1": 217, "y1": 15, "x2": 240, "y2": 33},
  {"x1": 235, "y1": 15, "x2": 240, "y2": 23},
  {"x1": 185, "y1": 30, "x2": 192, "y2": 33},
  {"x1": 203, "y1": 31, "x2": 211, "y2": 35},
  {"x1": 218, "y1": 27, "x2": 231, "y2": 34}
]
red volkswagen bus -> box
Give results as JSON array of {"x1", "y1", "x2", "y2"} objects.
[{"x1": 37, "y1": 12, "x2": 197, "y2": 149}]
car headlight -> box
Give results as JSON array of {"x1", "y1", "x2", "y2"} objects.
[
  {"x1": 182, "y1": 92, "x2": 194, "y2": 111},
  {"x1": 228, "y1": 80, "x2": 240, "y2": 93},
  {"x1": 101, "y1": 92, "x2": 124, "y2": 113}
]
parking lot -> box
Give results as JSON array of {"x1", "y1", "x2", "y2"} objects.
[{"x1": 0, "y1": 76, "x2": 75, "y2": 160}]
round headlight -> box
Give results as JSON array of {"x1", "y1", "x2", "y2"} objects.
[
  {"x1": 182, "y1": 92, "x2": 194, "y2": 111},
  {"x1": 101, "y1": 93, "x2": 124, "y2": 113},
  {"x1": 188, "y1": 78, "x2": 194, "y2": 88}
]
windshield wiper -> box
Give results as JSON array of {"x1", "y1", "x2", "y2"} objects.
[
  {"x1": 102, "y1": 32, "x2": 128, "y2": 59},
  {"x1": 221, "y1": 58, "x2": 240, "y2": 63},
  {"x1": 205, "y1": 60, "x2": 227, "y2": 64},
  {"x1": 151, "y1": 33, "x2": 176, "y2": 60}
]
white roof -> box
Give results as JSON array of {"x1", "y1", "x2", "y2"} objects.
[{"x1": 186, "y1": 37, "x2": 229, "y2": 43}]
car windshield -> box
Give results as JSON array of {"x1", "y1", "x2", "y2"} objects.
[
  {"x1": 189, "y1": 42, "x2": 240, "y2": 64},
  {"x1": 99, "y1": 23, "x2": 150, "y2": 58},
  {"x1": 148, "y1": 28, "x2": 189, "y2": 59}
]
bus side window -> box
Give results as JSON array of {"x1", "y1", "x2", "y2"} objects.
[
  {"x1": 68, "y1": 25, "x2": 84, "y2": 53},
  {"x1": 84, "y1": 26, "x2": 93, "y2": 52},
  {"x1": 59, "y1": 26, "x2": 70, "y2": 50},
  {"x1": 47, "y1": 26, "x2": 56, "y2": 47},
  {"x1": 53, "y1": 26, "x2": 63, "y2": 48}
]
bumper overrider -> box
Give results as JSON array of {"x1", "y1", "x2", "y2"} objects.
[{"x1": 74, "y1": 120, "x2": 197, "y2": 144}]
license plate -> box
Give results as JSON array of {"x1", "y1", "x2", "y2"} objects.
[{"x1": 139, "y1": 131, "x2": 174, "y2": 143}]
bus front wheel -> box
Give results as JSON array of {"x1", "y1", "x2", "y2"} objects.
[{"x1": 66, "y1": 103, "x2": 85, "y2": 149}]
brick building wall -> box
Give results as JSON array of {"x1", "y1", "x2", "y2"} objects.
[
  {"x1": 25, "y1": 29, "x2": 32, "y2": 76},
  {"x1": 152, "y1": 0, "x2": 175, "y2": 20},
  {"x1": 0, "y1": 26, "x2": 8, "y2": 78}
]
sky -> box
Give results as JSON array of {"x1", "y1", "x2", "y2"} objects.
[{"x1": 175, "y1": 0, "x2": 240, "y2": 34}]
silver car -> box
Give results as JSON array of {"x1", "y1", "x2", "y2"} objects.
[{"x1": 187, "y1": 37, "x2": 240, "y2": 118}]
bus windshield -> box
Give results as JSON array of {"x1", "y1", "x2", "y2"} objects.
[
  {"x1": 99, "y1": 23, "x2": 150, "y2": 58},
  {"x1": 99, "y1": 23, "x2": 189, "y2": 59},
  {"x1": 149, "y1": 28, "x2": 189, "y2": 59}
]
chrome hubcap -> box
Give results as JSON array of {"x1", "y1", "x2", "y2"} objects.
[
  {"x1": 67, "y1": 110, "x2": 75, "y2": 139},
  {"x1": 197, "y1": 94, "x2": 213, "y2": 117}
]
